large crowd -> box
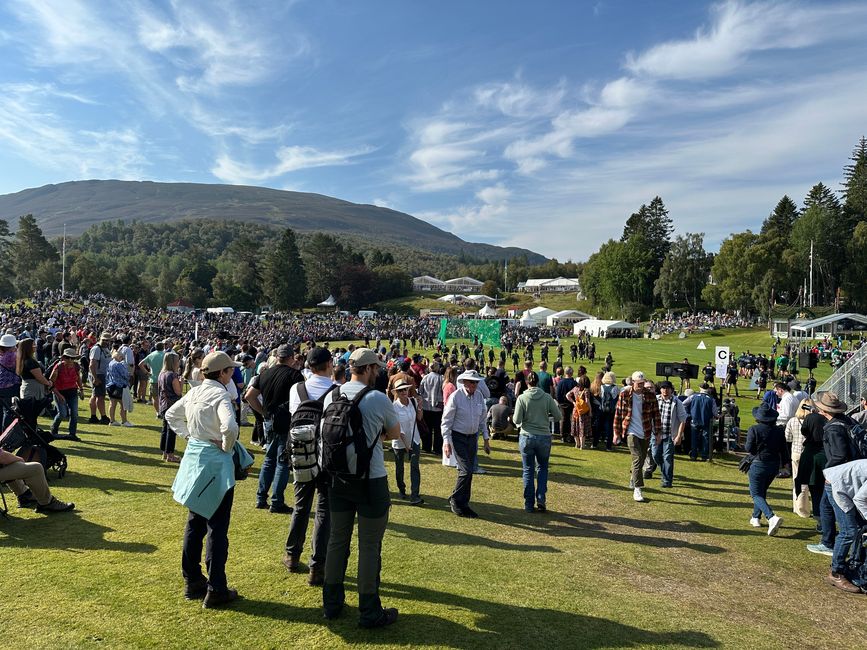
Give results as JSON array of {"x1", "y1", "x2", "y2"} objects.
[{"x1": 1, "y1": 292, "x2": 866, "y2": 626}]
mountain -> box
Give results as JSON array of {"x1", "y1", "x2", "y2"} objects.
[{"x1": 0, "y1": 179, "x2": 546, "y2": 263}]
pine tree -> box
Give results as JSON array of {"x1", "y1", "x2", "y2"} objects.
[
  {"x1": 13, "y1": 214, "x2": 61, "y2": 294},
  {"x1": 263, "y1": 228, "x2": 307, "y2": 310},
  {"x1": 802, "y1": 182, "x2": 840, "y2": 213},
  {"x1": 842, "y1": 136, "x2": 867, "y2": 228}
]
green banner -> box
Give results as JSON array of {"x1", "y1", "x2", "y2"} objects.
[{"x1": 438, "y1": 318, "x2": 501, "y2": 347}]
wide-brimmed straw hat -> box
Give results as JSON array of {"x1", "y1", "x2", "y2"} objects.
[{"x1": 457, "y1": 370, "x2": 483, "y2": 383}]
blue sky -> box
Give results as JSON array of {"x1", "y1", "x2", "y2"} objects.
[{"x1": 1, "y1": 1, "x2": 865, "y2": 260}]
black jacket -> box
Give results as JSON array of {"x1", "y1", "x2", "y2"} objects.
[
  {"x1": 823, "y1": 414, "x2": 858, "y2": 469},
  {"x1": 746, "y1": 421, "x2": 789, "y2": 464}
]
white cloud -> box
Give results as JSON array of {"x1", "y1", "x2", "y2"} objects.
[
  {"x1": 624, "y1": 0, "x2": 867, "y2": 81},
  {"x1": 415, "y1": 182, "x2": 511, "y2": 238},
  {"x1": 473, "y1": 79, "x2": 565, "y2": 118},
  {"x1": 212, "y1": 145, "x2": 373, "y2": 184}
]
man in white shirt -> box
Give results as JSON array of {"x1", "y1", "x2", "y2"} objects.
[
  {"x1": 283, "y1": 347, "x2": 336, "y2": 586},
  {"x1": 774, "y1": 382, "x2": 798, "y2": 429}
]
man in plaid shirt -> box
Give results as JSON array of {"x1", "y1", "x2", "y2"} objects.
[
  {"x1": 643, "y1": 380, "x2": 687, "y2": 488},
  {"x1": 613, "y1": 371, "x2": 662, "y2": 502}
]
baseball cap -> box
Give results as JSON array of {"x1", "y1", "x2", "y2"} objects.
[
  {"x1": 658, "y1": 380, "x2": 674, "y2": 390},
  {"x1": 201, "y1": 351, "x2": 242, "y2": 373},
  {"x1": 307, "y1": 347, "x2": 332, "y2": 366},
  {"x1": 275, "y1": 344, "x2": 294, "y2": 359},
  {"x1": 349, "y1": 348, "x2": 385, "y2": 368},
  {"x1": 631, "y1": 371, "x2": 645, "y2": 382}
]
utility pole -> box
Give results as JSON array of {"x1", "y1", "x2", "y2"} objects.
[
  {"x1": 808, "y1": 239, "x2": 813, "y2": 308},
  {"x1": 504, "y1": 259, "x2": 508, "y2": 293},
  {"x1": 61, "y1": 223, "x2": 66, "y2": 296}
]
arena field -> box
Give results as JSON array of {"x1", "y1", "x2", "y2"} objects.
[{"x1": 2, "y1": 329, "x2": 863, "y2": 650}]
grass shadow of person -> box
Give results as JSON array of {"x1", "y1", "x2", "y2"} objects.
[
  {"x1": 387, "y1": 521, "x2": 560, "y2": 554},
  {"x1": 0, "y1": 512, "x2": 157, "y2": 554}
]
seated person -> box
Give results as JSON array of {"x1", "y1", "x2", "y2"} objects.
[
  {"x1": 487, "y1": 396, "x2": 515, "y2": 440},
  {"x1": 0, "y1": 447, "x2": 74, "y2": 512}
]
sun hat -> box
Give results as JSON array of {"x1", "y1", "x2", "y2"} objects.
[
  {"x1": 99, "y1": 332, "x2": 113, "y2": 343},
  {"x1": 349, "y1": 348, "x2": 386, "y2": 368},
  {"x1": 814, "y1": 391, "x2": 848, "y2": 415},
  {"x1": 394, "y1": 380, "x2": 413, "y2": 392},
  {"x1": 457, "y1": 369, "x2": 483, "y2": 383},
  {"x1": 752, "y1": 403, "x2": 779, "y2": 424},
  {"x1": 630, "y1": 371, "x2": 645, "y2": 382},
  {"x1": 0, "y1": 334, "x2": 17, "y2": 348},
  {"x1": 62, "y1": 348, "x2": 79, "y2": 359},
  {"x1": 201, "y1": 351, "x2": 241, "y2": 374}
]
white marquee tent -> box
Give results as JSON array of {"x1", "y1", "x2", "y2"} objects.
[
  {"x1": 521, "y1": 306, "x2": 557, "y2": 324},
  {"x1": 546, "y1": 309, "x2": 594, "y2": 326},
  {"x1": 574, "y1": 319, "x2": 639, "y2": 338},
  {"x1": 478, "y1": 304, "x2": 497, "y2": 318}
]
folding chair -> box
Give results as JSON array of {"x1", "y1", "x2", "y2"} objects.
[{"x1": 0, "y1": 482, "x2": 10, "y2": 519}]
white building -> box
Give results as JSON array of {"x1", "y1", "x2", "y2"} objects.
[
  {"x1": 444, "y1": 276, "x2": 484, "y2": 292},
  {"x1": 517, "y1": 277, "x2": 582, "y2": 295},
  {"x1": 412, "y1": 275, "x2": 447, "y2": 292}
]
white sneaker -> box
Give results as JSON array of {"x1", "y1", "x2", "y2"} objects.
[
  {"x1": 767, "y1": 515, "x2": 783, "y2": 536},
  {"x1": 749, "y1": 517, "x2": 761, "y2": 528},
  {"x1": 122, "y1": 421, "x2": 134, "y2": 428},
  {"x1": 633, "y1": 487, "x2": 645, "y2": 502},
  {"x1": 109, "y1": 421, "x2": 121, "y2": 427}
]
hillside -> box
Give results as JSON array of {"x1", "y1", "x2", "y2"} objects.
[{"x1": 0, "y1": 179, "x2": 546, "y2": 263}]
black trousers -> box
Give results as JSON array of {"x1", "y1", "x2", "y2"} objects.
[
  {"x1": 182, "y1": 487, "x2": 234, "y2": 593},
  {"x1": 285, "y1": 476, "x2": 330, "y2": 569},
  {"x1": 422, "y1": 410, "x2": 443, "y2": 454},
  {"x1": 450, "y1": 432, "x2": 476, "y2": 508}
]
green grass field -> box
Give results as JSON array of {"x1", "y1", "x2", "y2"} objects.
[{"x1": 2, "y1": 329, "x2": 863, "y2": 650}]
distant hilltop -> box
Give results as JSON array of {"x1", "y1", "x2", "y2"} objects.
[{"x1": 0, "y1": 179, "x2": 547, "y2": 263}]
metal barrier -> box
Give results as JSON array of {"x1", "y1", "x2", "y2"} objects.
[{"x1": 816, "y1": 345, "x2": 867, "y2": 404}]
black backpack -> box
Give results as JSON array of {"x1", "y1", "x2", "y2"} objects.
[
  {"x1": 846, "y1": 420, "x2": 867, "y2": 460},
  {"x1": 281, "y1": 383, "x2": 338, "y2": 482},
  {"x1": 320, "y1": 385, "x2": 377, "y2": 481},
  {"x1": 600, "y1": 384, "x2": 616, "y2": 413}
]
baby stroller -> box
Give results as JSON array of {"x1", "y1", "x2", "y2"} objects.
[{"x1": 0, "y1": 396, "x2": 67, "y2": 479}]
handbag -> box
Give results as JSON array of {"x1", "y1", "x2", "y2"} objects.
[
  {"x1": 738, "y1": 439, "x2": 765, "y2": 473},
  {"x1": 793, "y1": 485, "x2": 812, "y2": 518}
]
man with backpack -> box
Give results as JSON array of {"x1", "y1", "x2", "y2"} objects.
[
  {"x1": 320, "y1": 348, "x2": 401, "y2": 628},
  {"x1": 814, "y1": 392, "x2": 867, "y2": 593},
  {"x1": 282, "y1": 346, "x2": 337, "y2": 586},
  {"x1": 87, "y1": 332, "x2": 113, "y2": 425},
  {"x1": 246, "y1": 344, "x2": 304, "y2": 514}
]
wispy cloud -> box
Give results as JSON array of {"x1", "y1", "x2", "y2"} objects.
[{"x1": 212, "y1": 145, "x2": 374, "y2": 184}]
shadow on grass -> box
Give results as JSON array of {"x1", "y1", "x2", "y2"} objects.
[
  {"x1": 68, "y1": 445, "x2": 165, "y2": 468},
  {"x1": 233, "y1": 587, "x2": 720, "y2": 648},
  {"x1": 0, "y1": 513, "x2": 157, "y2": 554},
  {"x1": 388, "y1": 521, "x2": 559, "y2": 553}
]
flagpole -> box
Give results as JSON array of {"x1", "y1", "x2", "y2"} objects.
[{"x1": 61, "y1": 223, "x2": 67, "y2": 296}]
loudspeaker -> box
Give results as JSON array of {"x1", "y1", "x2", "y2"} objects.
[
  {"x1": 798, "y1": 351, "x2": 817, "y2": 370},
  {"x1": 656, "y1": 362, "x2": 676, "y2": 377}
]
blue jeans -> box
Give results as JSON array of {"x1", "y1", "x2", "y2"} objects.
[
  {"x1": 820, "y1": 486, "x2": 837, "y2": 549},
  {"x1": 827, "y1": 482, "x2": 863, "y2": 573},
  {"x1": 256, "y1": 433, "x2": 289, "y2": 507},
  {"x1": 392, "y1": 442, "x2": 421, "y2": 500},
  {"x1": 519, "y1": 433, "x2": 552, "y2": 510},
  {"x1": 651, "y1": 436, "x2": 675, "y2": 486},
  {"x1": 52, "y1": 389, "x2": 79, "y2": 436},
  {"x1": 690, "y1": 424, "x2": 710, "y2": 460},
  {"x1": 748, "y1": 459, "x2": 779, "y2": 520}
]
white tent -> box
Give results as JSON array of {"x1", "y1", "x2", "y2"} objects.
[
  {"x1": 521, "y1": 306, "x2": 557, "y2": 324},
  {"x1": 437, "y1": 294, "x2": 467, "y2": 303},
  {"x1": 478, "y1": 304, "x2": 497, "y2": 318},
  {"x1": 546, "y1": 309, "x2": 594, "y2": 326},
  {"x1": 317, "y1": 295, "x2": 338, "y2": 307},
  {"x1": 574, "y1": 318, "x2": 639, "y2": 338},
  {"x1": 519, "y1": 314, "x2": 536, "y2": 328},
  {"x1": 466, "y1": 294, "x2": 496, "y2": 304}
]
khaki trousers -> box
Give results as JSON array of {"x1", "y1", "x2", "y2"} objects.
[{"x1": 0, "y1": 461, "x2": 52, "y2": 504}]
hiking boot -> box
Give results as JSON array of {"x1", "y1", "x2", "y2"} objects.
[
  {"x1": 827, "y1": 571, "x2": 862, "y2": 594},
  {"x1": 184, "y1": 577, "x2": 208, "y2": 600},
  {"x1": 36, "y1": 497, "x2": 75, "y2": 513},
  {"x1": 806, "y1": 543, "x2": 834, "y2": 556},
  {"x1": 100, "y1": 416, "x2": 111, "y2": 425},
  {"x1": 17, "y1": 490, "x2": 37, "y2": 508},
  {"x1": 255, "y1": 502, "x2": 268, "y2": 510},
  {"x1": 308, "y1": 567, "x2": 325, "y2": 587},
  {"x1": 202, "y1": 588, "x2": 239, "y2": 609},
  {"x1": 270, "y1": 503, "x2": 292, "y2": 514},
  {"x1": 462, "y1": 506, "x2": 479, "y2": 519},
  {"x1": 767, "y1": 515, "x2": 783, "y2": 536},
  {"x1": 536, "y1": 502, "x2": 547, "y2": 513},
  {"x1": 282, "y1": 553, "x2": 300, "y2": 573},
  {"x1": 89, "y1": 415, "x2": 99, "y2": 424},
  {"x1": 359, "y1": 607, "x2": 399, "y2": 629}
]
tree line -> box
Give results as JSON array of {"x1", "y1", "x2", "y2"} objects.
[{"x1": 579, "y1": 136, "x2": 867, "y2": 320}]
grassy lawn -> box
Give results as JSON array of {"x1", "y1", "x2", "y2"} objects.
[{"x1": 2, "y1": 329, "x2": 862, "y2": 649}]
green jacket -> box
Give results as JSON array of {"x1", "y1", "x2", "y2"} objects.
[{"x1": 514, "y1": 387, "x2": 561, "y2": 437}]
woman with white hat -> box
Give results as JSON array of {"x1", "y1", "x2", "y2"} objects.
[{"x1": 391, "y1": 379, "x2": 424, "y2": 505}]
